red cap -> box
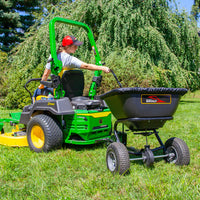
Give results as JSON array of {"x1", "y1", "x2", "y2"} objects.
[{"x1": 62, "y1": 35, "x2": 83, "y2": 47}]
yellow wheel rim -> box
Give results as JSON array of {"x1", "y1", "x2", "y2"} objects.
[{"x1": 31, "y1": 125, "x2": 45, "y2": 149}]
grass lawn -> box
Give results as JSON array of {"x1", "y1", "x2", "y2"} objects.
[{"x1": 0, "y1": 91, "x2": 200, "y2": 200}]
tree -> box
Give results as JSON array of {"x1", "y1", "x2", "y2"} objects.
[
  {"x1": 0, "y1": 50, "x2": 8, "y2": 105},
  {"x1": 0, "y1": 0, "x2": 41, "y2": 52},
  {"x1": 192, "y1": 0, "x2": 200, "y2": 20}
]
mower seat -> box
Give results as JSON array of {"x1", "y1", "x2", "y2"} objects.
[
  {"x1": 61, "y1": 70, "x2": 101, "y2": 109},
  {"x1": 61, "y1": 70, "x2": 84, "y2": 99}
]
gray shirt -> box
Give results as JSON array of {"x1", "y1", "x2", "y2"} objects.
[{"x1": 46, "y1": 52, "x2": 83, "y2": 70}]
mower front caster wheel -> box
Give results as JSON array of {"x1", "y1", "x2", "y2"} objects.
[
  {"x1": 165, "y1": 137, "x2": 190, "y2": 165},
  {"x1": 27, "y1": 114, "x2": 63, "y2": 152},
  {"x1": 106, "y1": 142, "x2": 130, "y2": 175}
]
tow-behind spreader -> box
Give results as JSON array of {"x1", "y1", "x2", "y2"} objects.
[{"x1": 100, "y1": 87, "x2": 190, "y2": 175}]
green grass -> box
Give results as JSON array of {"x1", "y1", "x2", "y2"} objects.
[{"x1": 0, "y1": 92, "x2": 200, "y2": 200}]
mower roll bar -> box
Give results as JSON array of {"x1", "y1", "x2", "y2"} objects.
[{"x1": 49, "y1": 17, "x2": 103, "y2": 98}]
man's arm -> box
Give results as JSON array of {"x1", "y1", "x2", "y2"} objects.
[
  {"x1": 38, "y1": 68, "x2": 51, "y2": 89},
  {"x1": 80, "y1": 63, "x2": 110, "y2": 73}
]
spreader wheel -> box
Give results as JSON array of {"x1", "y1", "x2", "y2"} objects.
[
  {"x1": 27, "y1": 114, "x2": 63, "y2": 152},
  {"x1": 106, "y1": 142, "x2": 130, "y2": 175},
  {"x1": 165, "y1": 137, "x2": 190, "y2": 165},
  {"x1": 143, "y1": 148, "x2": 154, "y2": 167}
]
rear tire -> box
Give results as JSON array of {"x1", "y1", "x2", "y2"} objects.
[
  {"x1": 106, "y1": 142, "x2": 130, "y2": 175},
  {"x1": 165, "y1": 137, "x2": 190, "y2": 165},
  {"x1": 27, "y1": 114, "x2": 63, "y2": 152}
]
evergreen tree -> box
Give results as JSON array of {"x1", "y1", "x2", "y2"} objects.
[
  {"x1": 0, "y1": 50, "x2": 8, "y2": 102},
  {"x1": 192, "y1": 0, "x2": 200, "y2": 20},
  {"x1": 0, "y1": 0, "x2": 41, "y2": 52}
]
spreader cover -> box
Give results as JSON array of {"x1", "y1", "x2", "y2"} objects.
[{"x1": 100, "y1": 87, "x2": 187, "y2": 120}]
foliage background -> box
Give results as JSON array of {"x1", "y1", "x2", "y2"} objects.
[{"x1": 0, "y1": 0, "x2": 200, "y2": 108}]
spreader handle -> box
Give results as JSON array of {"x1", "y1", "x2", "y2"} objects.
[{"x1": 110, "y1": 69, "x2": 122, "y2": 88}]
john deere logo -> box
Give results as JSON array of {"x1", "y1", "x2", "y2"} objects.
[{"x1": 141, "y1": 94, "x2": 171, "y2": 104}]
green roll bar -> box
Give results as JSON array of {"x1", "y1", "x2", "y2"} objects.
[{"x1": 49, "y1": 17, "x2": 103, "y2": 99}]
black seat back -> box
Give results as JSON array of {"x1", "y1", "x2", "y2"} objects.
[{"x1": 61, "y1": 70, "x2": 84, "y2": 99}]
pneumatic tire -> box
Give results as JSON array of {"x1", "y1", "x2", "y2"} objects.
[
  {"x1": 0, "y1": 128, "x2": 4, "y2": 134},
  {"x1": 106, "y1": 142, "x2": 130, "y2": 175},
  {"x1": 165, "y1": 137, "x2": 190, "y2": 165},
  {"x1": 27, "y1": 114, "x2": 63, "y2": 152}
]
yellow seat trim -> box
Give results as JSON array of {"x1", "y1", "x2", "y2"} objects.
[
  {"x1": 58, "y1": 66, "x2": 75, "y2": 77},
  {"x1": 36, "y1": 95, "x2": 48, "y2": 101}
]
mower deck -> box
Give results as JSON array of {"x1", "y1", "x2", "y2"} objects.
[
  {"x1": 0, "y1": 132, "x2": 28, "y2": 147},
  {"x1": 0, "y1": 113, "x2": 28, "y2": 147}
]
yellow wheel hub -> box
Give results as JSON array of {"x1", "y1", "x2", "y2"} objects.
[{"x1": 31, "y1": 125, "x2": 45, "y2": 148}]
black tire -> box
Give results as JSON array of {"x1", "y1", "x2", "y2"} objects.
[
  {"x1": 27, "y1": 114, "x2": 63, "y2": 152},
  {"x1": 165, "y1": 137, "x2": 190, "y2": 165},
  {"x1": 106, "y1": 142, "x2": 130, "y2": 175},
  {"x1": 0, "y1": 128, "x2": 4, "y2": 134}
]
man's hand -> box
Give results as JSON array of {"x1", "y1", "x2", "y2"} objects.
[
  {"x1": 38, "y1": 84, "x2": 44, "y2": 89},
  {"x1": 102, "y1": 66, "x2": 110, "y2": 73}
]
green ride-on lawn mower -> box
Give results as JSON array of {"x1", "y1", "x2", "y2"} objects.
[
  {"x1": 0, "y1": 17, "x2": 190, "y2": 175},
  {"x1": 0, "y1": 17, "x2": 112, "y2": 151}
]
